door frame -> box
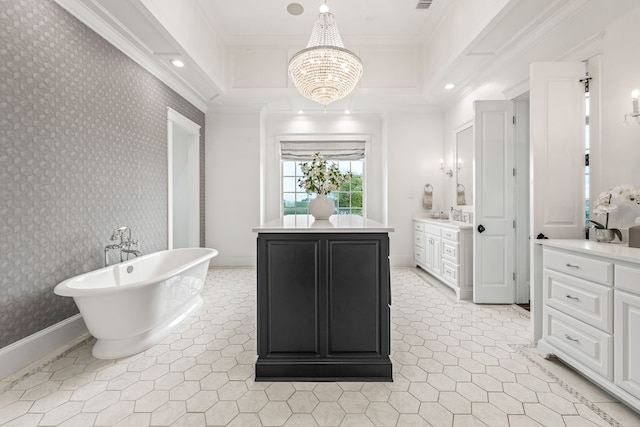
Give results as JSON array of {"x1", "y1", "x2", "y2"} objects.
[{"x1": 167, "y1": 107, "x2": 201, "y2": 249}]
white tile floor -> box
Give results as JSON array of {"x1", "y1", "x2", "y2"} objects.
[{"x1": 1, "y1": 267, "x2": 639, "y2": 426}]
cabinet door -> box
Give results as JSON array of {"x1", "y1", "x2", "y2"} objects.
[
  {"x1": 327, "y1": 238, "x2": 387, "y2": 356},
  {"x1": 432, "y1": 236, "x2": 441, "y2": 276},
  {"x1": 258, "y1": 238, "x2": 320, "y2": 355},
  {"x1": 615, "y1": 290, "x2": 640, "y2": 399}
]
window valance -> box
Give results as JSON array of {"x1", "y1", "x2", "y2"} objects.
[{"x1": 280, "y1": 141, "x2": 366, "y2": 161}]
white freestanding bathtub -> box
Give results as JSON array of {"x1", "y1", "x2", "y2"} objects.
[{"x1": 54, "y1": 247, "x2": 218, "y2": 359}]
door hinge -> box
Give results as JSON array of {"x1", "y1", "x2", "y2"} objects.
[
  {"x1": 512, "y1": 116, "x2": 516, "y2": 125},
  {"x1": 513, "y1": 220, "x2": 516, "y2": 229},
  {"x1": 579, "y1": 74, "x2": 592, "y2": 93},
  {"x1": 513, "y1": 168, "x2": 516, "y2": 177},
  {"x1": 513, "y1": 272, "x2": 516, "y2": 281}
]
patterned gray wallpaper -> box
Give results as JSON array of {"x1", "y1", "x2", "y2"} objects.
[{"x1": 0, "y1": 0, "x2": 206, "y2": 348}]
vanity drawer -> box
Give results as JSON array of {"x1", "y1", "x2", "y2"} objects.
[
  {"x1": 615, "y1": 264, "x2": 640, "y2": 295},
  {"x1": 544, "y1": 248, "x2": 613, "y2": 286},
  {"x1": 414, "y1": 232, "x2": 425, "y2": 249},
  {"x1": 441, "y1": 260, "x2": 459, "y2": 286},
  {"x1": 543, "y1": 269, "x2": 612, "y2": 332},
  {"x1": 414, "y1": 247, "x2": 426, "y2": 265},
  {"x1": 544, "y1": 305, "x2": 613, "y2": 379},
  {"x1": 414, "y1": 221, "x2": 425, "y2": 232},
  {"x1": 441, "y1": 228, "x2": 459, "y2": 242},
  {"x1": 442, "y1": 241, "x2": 459, "y2": 263}
]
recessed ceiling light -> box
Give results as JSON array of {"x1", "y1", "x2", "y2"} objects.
[
  {"x1": 297, "y1": 110, "x2": 304, "y2": 115},
  {"x1": 171, "y1": 59, "x2": 185, "y2": 68},
  {"x1": 345, "y1": 110, "x2": 351, "y2": 114},
  {"x1": 444, "y1": 83, "x2": 456, "y2": 90},
  {"x1": 287, "y1": 3, "x2": 304, "y2": 16}
]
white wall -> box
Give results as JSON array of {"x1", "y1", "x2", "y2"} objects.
[
  {"x1": 442, "y1": 86, "x2": 506, "y2": 210},
  {"x1": 205, "y1": 111, "x2": 261, "y2": 266},
  {"x1": 592, "y1": 6, "x2": 640, "y2": 229},
  {"x1": 387, "y1": 110, "x2": 444, "y2": 266},
  {"x1": 205, "y1": 110, "x2": 445, "y2": 267},
  {"x1": 263, "y1": 114, "x2": 385, "y2": 223}
]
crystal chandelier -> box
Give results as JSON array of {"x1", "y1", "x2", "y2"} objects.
[{"x1": 288, "y1": 2, "x2": 363, "y2": 106}]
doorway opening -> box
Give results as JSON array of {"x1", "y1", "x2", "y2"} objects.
[{"x1": 167, "y1": 108, "x2": 201, "y2": 249}]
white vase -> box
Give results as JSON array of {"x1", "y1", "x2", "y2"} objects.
[
  {"x1": 308, "y1": 195, "x2": 335, "y2": 220},
  {"x1": 594, "y1": 228, "x2": 615, "y2": 243}
]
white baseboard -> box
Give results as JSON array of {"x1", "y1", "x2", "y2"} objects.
[
  {"x1": 0, "y1": 314, "x2": 89, "y2": 380},
  {"x1": 211, "y1": 256, "x2": 257, "y2": 267},
  {"x1": 390, "y1": 255, "x2": 415, "y2": 268}
]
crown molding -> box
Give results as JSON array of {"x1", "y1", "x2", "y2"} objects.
[{"x1": 54, "y1": 0, "x2": 209, "y2": 112}]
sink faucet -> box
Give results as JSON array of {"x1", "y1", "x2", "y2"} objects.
[
  {"x1": 450, "y1": 207, "x2": 462, "y2": 221},
  {"x1": 104, "y1": 226, "x2": 141, "y2": 266}
]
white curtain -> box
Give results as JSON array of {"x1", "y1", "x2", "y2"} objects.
[{"x1": 280, "y1": 141, "x2": 366, "y2": 161}]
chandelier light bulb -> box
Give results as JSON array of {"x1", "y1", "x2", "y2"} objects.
[
  {"x1": 319, "y1": 4, "x2": 329, "y2": 13},
  {"x1": 632, "y1": 88, "x2": 640, "y2": 100}
]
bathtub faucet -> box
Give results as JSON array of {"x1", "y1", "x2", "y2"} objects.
[{"x1": 105, "y1": 226, "x2": 141, "y2": 266}]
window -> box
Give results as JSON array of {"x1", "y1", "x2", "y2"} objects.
[{"x1": 282, "y1": 159, "x2": 364, "y2": 216}]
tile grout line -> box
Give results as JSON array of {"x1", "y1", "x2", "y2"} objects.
[
  {"x1": 513, "y1": 344, "x2": 622, "y2": 427},
  {"x1": 408, "y1": 266, "x2": 622, "y2": 427},
  {"x1": 0, "y1": 336, "x2": 95, "y2": 394}
]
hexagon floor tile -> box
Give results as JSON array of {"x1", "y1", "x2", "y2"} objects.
[{"x1": 1, "y1": 267, "x2": 639, "y2": 426}]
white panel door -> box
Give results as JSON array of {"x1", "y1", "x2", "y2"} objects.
[
  {"x1": 530, "y1": 62, "x2": 586, "y2": 239},
  {"x1": 473, "y1": 101, "x2": 515, "y2": 304},
  {"x1": 529, "y1": 62, "x2": 585, "y2": 340}
]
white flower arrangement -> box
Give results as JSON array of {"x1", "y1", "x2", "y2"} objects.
[
  {"x1": 590, "y1": 184, "x2": 640, "y2": 241},
  {"x1": 298, "y1": 152, "x2": 351, "y2": 196}
]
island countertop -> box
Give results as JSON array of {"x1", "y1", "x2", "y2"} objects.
[{"x1": 253, "y1": 215, "x2": 394, "y2": 233}]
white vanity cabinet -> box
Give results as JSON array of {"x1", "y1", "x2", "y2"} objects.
[
  {"x1": 413, "y1": 218, "x2": 473, "y2": 300},
  {"x1": 424, "y1": 224, "x2": 441, "y2": 276},
  {"x1": 614, "y1": 265, "x2": 640, "y2": 401},
  {"x1": 538, "y1": 241, "x2": 640, "y2": 412}
]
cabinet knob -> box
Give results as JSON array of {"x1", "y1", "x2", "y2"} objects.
[{"x1": 477, "y1": 224, "x2": 485, "y2": 233}]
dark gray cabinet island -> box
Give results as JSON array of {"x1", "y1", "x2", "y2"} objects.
[{"x1": 253, "y1": 215, "x2": 393, "y2": 381}]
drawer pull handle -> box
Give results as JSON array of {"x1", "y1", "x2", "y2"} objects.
[
  {"x1": 565, "y1": 263, "x2": 580, "y2": 269},
  {"x1": 564, "y1": 334, "x2": 579, "y2": 343},
  {"x1": 565, "y1": 294, "x2": 580, "y2": 301}
]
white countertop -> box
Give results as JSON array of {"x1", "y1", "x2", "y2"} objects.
[
  {"x1": 253, "y1": 215, "x2": 394, "y2": 233},
  {"x1": 538, "y1": 239, "x2": 640, "y2": 264},
  {"x1": 413, "y1": 216, "x2": 474, "y2": 230}
]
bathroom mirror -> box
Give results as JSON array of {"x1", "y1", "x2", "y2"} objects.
[{"x1": 455, "y1": 124, "x2": 473, "y2": 207}]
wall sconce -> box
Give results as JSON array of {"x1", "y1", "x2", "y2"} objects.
[
  {"x1": 440, "y1": 158, "x2": 453, "y2": 177},
  {"x1": 625, "y1": 88, "x2": 640, "y2": 125}
]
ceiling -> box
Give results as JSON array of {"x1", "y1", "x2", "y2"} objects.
[
  {"x1": 54, "y1": 0, "x2": 640, "y2": 114},
  {"x1": 195, "y1": 0, "x2": 438, "y2": 45}
]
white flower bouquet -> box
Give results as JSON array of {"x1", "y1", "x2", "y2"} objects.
[
  {"x1": 298, "y1": 152, "x2": 351, "y2": 196},
  {"x1": 590, "y1": 184, "x2": 640, "y2": 241}
]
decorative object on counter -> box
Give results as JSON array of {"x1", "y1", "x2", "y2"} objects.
[
  {"x1": 423, "y1": 184, "x2": 433, "y2": 210},
  {"x1": 630, "y1": 218, "x2": 640, "y2": 248},
  {"x1": 590, "y1": 185, "x2": 640, "y2": 242},
  {"x1": 457, "y1": 184, "x2": 466, "y2": 205},
  {"x1": 299, "y1": 152, "x2": 351, "y2": 220}
]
